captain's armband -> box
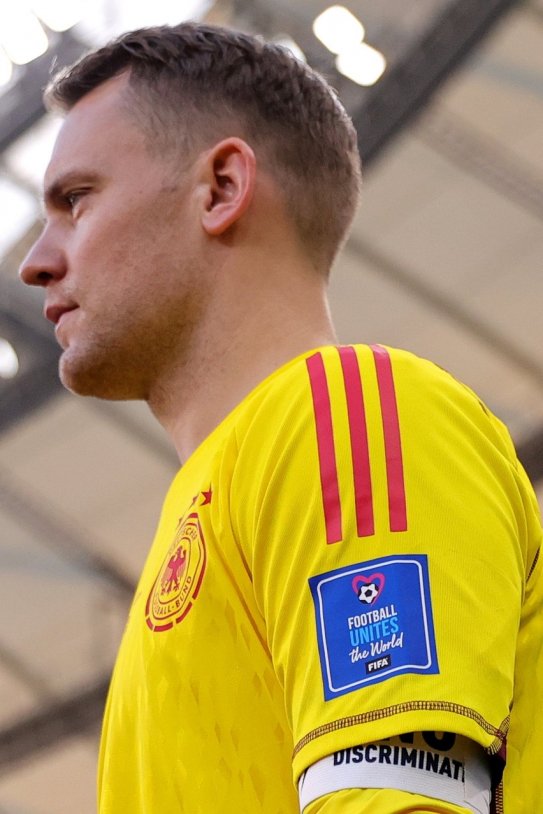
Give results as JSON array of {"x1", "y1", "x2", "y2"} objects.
[{"x1": 298, "y1": 732, "x2": 491, "y2": 814}]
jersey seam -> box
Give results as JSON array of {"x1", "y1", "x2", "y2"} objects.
[
  {"x1": 293, "y1": 701, "x2": 509, "y2": 759},
  {"x1": 527, "y1": 546, "x2": 540, "y2": 582}
]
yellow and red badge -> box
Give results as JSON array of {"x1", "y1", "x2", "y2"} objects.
[{"x1": 145, "y1": 512, "x2": 207, "y2": 632}]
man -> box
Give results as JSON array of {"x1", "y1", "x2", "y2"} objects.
[{"x1": 20, "y1": 22, "x2": 542, "y2": 814}]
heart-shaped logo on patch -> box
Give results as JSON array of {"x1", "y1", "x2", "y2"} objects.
[{"x1": 351, "y1": 573, "x2": 385, "y2": 605}]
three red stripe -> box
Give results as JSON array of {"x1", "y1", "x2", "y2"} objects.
[{"x1": 306, "y1": 345, "x2": 407, "y2": 543}]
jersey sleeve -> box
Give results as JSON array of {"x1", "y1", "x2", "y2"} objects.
[
  {"x1": 230, "y1": 344, "x2": 536, "y2": 789},
  {"x1": 305, "y1": 788, "x2": 472, "y2": 813}
]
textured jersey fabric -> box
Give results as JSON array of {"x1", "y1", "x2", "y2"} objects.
[{"x1": 97, "y1": 345, "x2": 542, "y2": 814}]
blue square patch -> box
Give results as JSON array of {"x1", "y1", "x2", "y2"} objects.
[{"x1": 309, "y1": 554, "x2": 439, "y2": 700}]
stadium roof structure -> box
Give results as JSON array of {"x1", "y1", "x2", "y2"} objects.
[{"x1": 0, "y1": 0, "x2": 542, "y2": 810}]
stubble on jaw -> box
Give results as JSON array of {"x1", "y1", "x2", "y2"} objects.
[{"x1": 58, "y1": 246, "x2": 210, "y2": 405}]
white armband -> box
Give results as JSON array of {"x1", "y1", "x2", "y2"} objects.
[{"x1": 298, "y1": 732, "x2": 491, "y2": 813}]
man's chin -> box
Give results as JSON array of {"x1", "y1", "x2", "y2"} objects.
[
  {"x1": 59, "y1": 364, "x2": 105, "y2": 398},
  {"x1": 59, "y1": 355, "x2": 114, "y2": 400},
  {"x1": 58, "y1": 351, "x2": 143, "y2": 401}
]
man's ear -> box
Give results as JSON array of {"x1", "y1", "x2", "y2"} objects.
[{"x1": 200, "y1": 138, "x2": 257, "y2": 236}]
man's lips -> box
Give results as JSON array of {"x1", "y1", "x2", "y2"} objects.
[{"x1": 44, "y1": 304, "x2": 78, "y2": 325}]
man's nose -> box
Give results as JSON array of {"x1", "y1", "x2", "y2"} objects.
[{"x1": 19, "y1": 229, "x2": 67, "y2": 287}]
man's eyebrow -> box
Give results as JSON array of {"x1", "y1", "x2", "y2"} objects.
[{"x1": 42, "y1": 170, "x2": 102, "y2": 210}]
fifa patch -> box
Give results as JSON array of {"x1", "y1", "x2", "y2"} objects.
[{"x1": 309, "y1": 554, "x2": 438, "y2": 700}]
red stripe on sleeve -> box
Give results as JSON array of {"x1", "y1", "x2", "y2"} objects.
[
  {"x1": 306, "y1": 353, "x2": 343, "y2": 544},
  {"x1": 338, "y1": 346, "x2": 374, "y2": 537},
  {"x1": 371, "y1": 345, "x2": 408, "y2": 532}
]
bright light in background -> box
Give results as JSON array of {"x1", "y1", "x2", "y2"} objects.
[
  {"x1": 115, "y1": 0, "x2": 214, "y2": 29},
  {"x1": 273, "y1": 35, "x2": 306, "y2": 63},
  {"x1": 0, "y1": 339, "x2": 20, "y2": 380},
  {"x1": 312, "y1": 5, "x2": 386, "y2": 86},
  {"x1": 312, "y1": 5, "x2": 365, "y2": 55},
  {"x1": 0, "y1": 178, "x2": 38, "y2": 258},
  {"x1": 5, "y1": 114, "x2": 62, "y2": 191},
  {"x1": 32, "y1": 0, "x2": 84, "y2": 32},
  {"x1": 336, "y1": 41, "x2": 386, "y2": 86},
  {"x1": 74, "y1": 0, "x2": 213, "y2": 46},
  {"x1": 0, "y1": 47, "x2": 13, "y2": 87},
  {"x1": 0, "y1": 7, "x2": 48, "y2": 65},
  {"x1": 0, "y1": 0, "x2": 217, "y2": 267}
]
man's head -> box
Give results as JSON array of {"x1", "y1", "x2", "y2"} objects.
[
  {"x1": 20, "y1": 23, "x2": 361, "y2": 403},
  {"x1": 45, "y1": 22, "x2": 361, "y2": 270}
]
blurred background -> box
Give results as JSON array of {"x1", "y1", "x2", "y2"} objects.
[{"x1": 0, "y1": 0, "x2": 542, "y2": 810}]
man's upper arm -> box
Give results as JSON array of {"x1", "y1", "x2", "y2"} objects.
[{"x1": 232, "y1": 344, "x2": 527, "y2": 807}]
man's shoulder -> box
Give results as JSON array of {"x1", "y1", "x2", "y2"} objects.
[
  {"x1": 232, "y1": 343, "x2": 515, "y2": 466},
  {"x1": 230, "y1": 342, "x2": 449, "y2": 448},
  {"x1": 238, "y1": 342, "x2": 477, "y2": 416}
]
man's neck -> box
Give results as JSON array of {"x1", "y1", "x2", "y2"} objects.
[{"x1": 147, "y1": 261, "x2": 337, "y2": 464}]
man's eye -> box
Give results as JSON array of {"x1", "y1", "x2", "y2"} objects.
[{"x1": 64, "y1": 190, "x2": 85, "y2": 209}]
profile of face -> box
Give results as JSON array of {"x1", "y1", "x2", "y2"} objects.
[{"x1": 19, "y1": 73, "x2": 208, "y2": 401}]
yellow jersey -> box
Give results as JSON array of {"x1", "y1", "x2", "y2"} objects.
[{"x1": 98, "y1": 345, "x2": 542, "y2": 814}]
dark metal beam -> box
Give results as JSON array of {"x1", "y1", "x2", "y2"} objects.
[
  {"x1": 0, "y1": 679, "x2": 108, "y2": 772},
  {"x1": 0, "y1": 30, "x2": 86, "y2": 154},
  {"x1": 352, "y1": 0, "x2": 521, "y2": 164}
]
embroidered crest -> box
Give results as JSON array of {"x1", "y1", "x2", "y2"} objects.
[{"x1": 145, "y1": 512, "x2": 207, "y2": 632}]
